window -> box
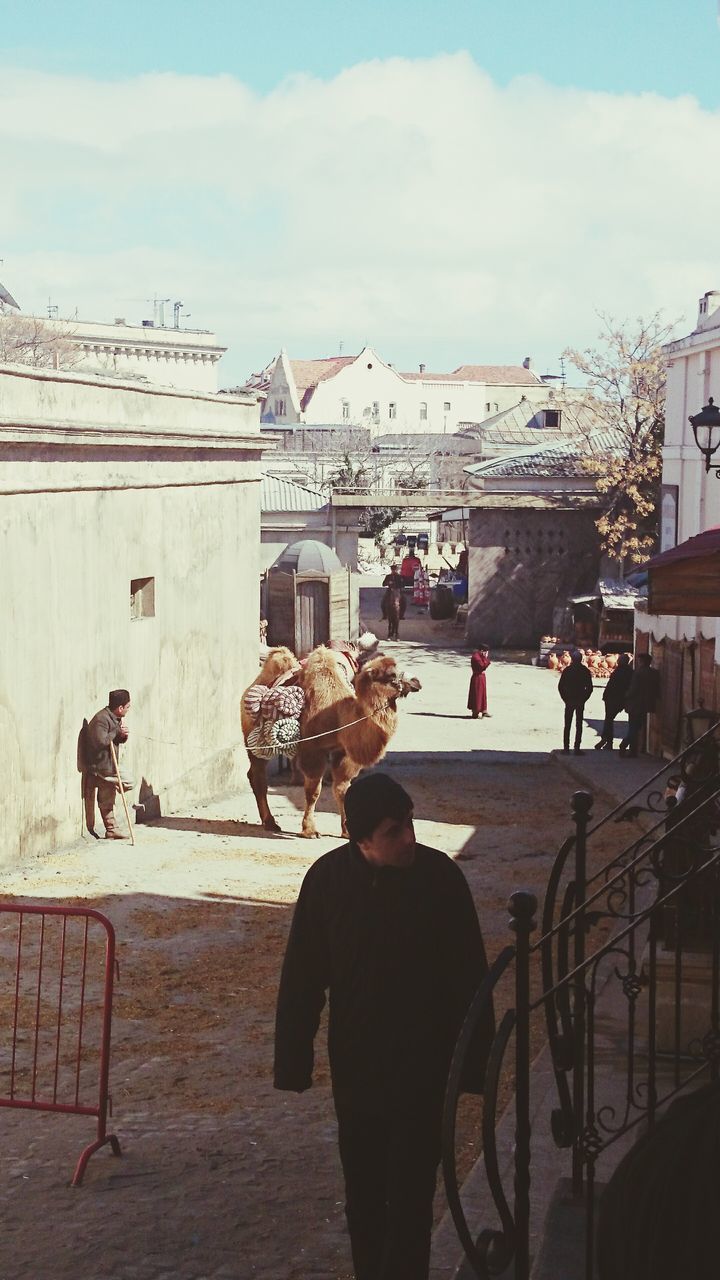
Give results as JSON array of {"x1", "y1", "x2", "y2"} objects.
[
  {"x1": 372, "y1": 401, "x2": 380, "y2": 420},
  {"x1": 419, "y1": 402, "x2": 428, "y2": 420},
  {"x1": 363, "y1": 405, "x2": 372, "y2": 417},
  {"x1": 342, "y1": 400, "x2": 350, "y2": 421},
  {"x1": 443, "y1": 401, "x2": 451, "y2": 412},
  {"x1": 544, "y1": 409, "x2": 561, "y2": 429},
  {"x1": 274, "y1": 398, "x2": 286, "y2": 416},
  {"x1": 485, "y1": 402, "x2": 491, "y2": 413},
  {"x1": 130, "y1": 577, "x2": 155, "y2": 620},
  {"x1": 388, "y1": 402, "x2": 397, "y2": 419}
]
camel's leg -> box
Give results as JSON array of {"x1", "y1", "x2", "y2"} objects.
[
  {"x1": 330, "y1": 752, "x2": 360, "y2": 838},
  {"x1": 247, "y1": 756, "x2": 281, "y2": 833},
  {"x1": 300, "y1": 769, "x2": 324, "y2": 839}
]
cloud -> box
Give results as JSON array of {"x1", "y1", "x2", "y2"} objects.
[{"x1": 0, "y1": 54, "x2": 717, "y2": 380}]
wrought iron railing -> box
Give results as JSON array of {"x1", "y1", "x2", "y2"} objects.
[{"x1": 443, "y1": 722, "x2": 720, "y2": 1279}]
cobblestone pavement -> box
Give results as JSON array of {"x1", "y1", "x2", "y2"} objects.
[{"x1": 1, "y1": 629, "x2": 655, "y2": 1280}]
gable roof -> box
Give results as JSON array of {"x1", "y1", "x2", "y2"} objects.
[
  {"x1": 458, "y1": 399, "x2": 599, "y2": 448},
  {"x1": 290, "y1": 357, "x2": 356, "y2": 392},
  {"x1": 261, "y1": 473, "x2": 327, "y2": 513},
  {"x1": 401, "y1": 365, "x2": 543, "y2": 386}
]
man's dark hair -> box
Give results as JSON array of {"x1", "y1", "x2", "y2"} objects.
[
  {"x1": 344, "y1": 773, "x2": 412, "y2": 844},
  {"x1": 108, "y1": 689, "x2": 130, "y2": 710}
]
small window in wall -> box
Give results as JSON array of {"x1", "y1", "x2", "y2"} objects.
[
  {"x1": 274, "y1": 398, "x2": 286, "y2": 416},
  {"x1": 342, "y1": 401, "x2": 350, "y2": 420},
  {"x1": 485, "y1": 402, "x2": 491, "y2": 413},
  {"x1": 544, "y1": 409, "x2": 561, "y2": 428},
  {"x1": 443, "y1": 401, "x2": 451, "y2": 412},
  {"x1": 131, "y1": 577, "x2": 155, "y2": 620},
  {"x1": 388, "y1": 402, "x2": 397, "y2": 419},
  {"x1": 420, "y1": 401, "x2": 428, "y2": 420}
]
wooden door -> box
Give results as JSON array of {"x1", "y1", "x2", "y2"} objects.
[
  {"x1": 267, "y1": 572, "x2": 295, "y2": 648},
  {"x1": 296, "y1": 579, "x2": 329, "y2": 655}
]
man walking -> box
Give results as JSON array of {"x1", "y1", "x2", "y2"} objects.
[
  {"x1": 620, "y1": 653, "x2": 660, "y2": 757},
  {"x1": 83, "y1": 689, "x2": 132, "y2": 839},
  {"x1": 558, "y1": 651, "x2": 593, "y2": 756},
  {"x1": 274, "y1": 772, "x2": 493, "y2": 1280}
]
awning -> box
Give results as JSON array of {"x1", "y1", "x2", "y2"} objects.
[{"x1": 646, "y1": 527, "x2": 720, "y2": 616}]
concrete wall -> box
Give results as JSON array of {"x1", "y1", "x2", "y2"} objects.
[
  {"x1": 467, "y1": 508, "x2": 600, "y2": 648},
  {"x1": 0, "y1": 364, "x2": 262, "y2": 866}
]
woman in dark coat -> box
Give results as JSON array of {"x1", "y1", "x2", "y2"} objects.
[{"x1": 467, "y1": 647, "x2": 491, "y2": 718}]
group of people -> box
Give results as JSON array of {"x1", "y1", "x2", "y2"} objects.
[{"x1": 558, "y1": 650, "x2": 660, "y2": 756}]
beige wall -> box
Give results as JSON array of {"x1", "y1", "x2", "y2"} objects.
[{"x1": 0, "y1": 364, "x2": 261, "y2": 866}]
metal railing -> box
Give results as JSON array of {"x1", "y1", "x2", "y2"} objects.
[
  {"x1": 0, "y1": 903, "x2": 121, "y2": 1185},
  {"x1": 443, "y1": 723, "x2": 720, "y2": 1278}
]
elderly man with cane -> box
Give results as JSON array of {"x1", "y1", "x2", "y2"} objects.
[{"x1": 83, "y1": 689, "x2": 134, "y2": 841}]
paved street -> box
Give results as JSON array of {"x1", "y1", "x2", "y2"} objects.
[{"x1": 0, "y1": 635, "x2": 659, "y2": 1280}]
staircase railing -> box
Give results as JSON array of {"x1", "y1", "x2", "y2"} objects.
[{"x1": 443, "y1": 722, "x2": 720, "y2": 1279}]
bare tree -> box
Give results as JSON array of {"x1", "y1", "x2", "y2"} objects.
[
  {"x1": 0, "y1": 313, "x2": 79, "y2": 370},
  {"x1": 564, "y1": 313, "x2": 675, "y2": 571}
]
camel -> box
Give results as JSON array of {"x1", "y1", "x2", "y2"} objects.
[{"x1": 242, "y1": 644, "x2": 420, "y2": 837}]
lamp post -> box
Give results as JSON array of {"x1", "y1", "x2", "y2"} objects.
[{"x1": 689, "y1": 397, "x2": 720, "y2": 473}]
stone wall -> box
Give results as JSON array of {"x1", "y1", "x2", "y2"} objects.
[{"x1": 467, "y1": 507, "x2": 600, "y2": 648}]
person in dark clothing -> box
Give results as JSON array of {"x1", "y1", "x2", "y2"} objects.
[
  {"x1": 558, "y1": 651, "x2": 593, "y2": 756},
  {"x1": 597, "y1": 1081, "x2": 720, "y2": 1280},
  {"x1": 594, "y1": 652, "x2": 633, "y2": 750},
  {"x1": 83, "y1": 689, "x2": 132, "y2": 838},
  {"x1": 620, "y1": 653, "x2": 660, "y2": 757},
  {"x1": 381, "y1": 564, "x2": 406, "y2": 621},
  {"x1": 274, "y1": 772, "x2": 493, "y2": 1280},
  {"x1": 467, "y1": 646, "x2": 491, "y2": 718}
]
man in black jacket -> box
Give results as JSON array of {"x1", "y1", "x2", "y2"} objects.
[
  {"x1": 558, "y1": 651, "x2": 594, "y2": 756},
  {"x1": 620, "y1": 653, "x2": 661, "y2": 757},
  {"x1": 274, "y1": 772, "x2": 493, "y2": 1280}
]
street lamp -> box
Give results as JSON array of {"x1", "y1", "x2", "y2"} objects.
[{"x1": 689, "y1": 397, "x2": 720, "y2": 472}]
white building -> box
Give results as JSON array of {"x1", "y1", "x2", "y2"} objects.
[
  {"x1": 0, "y1": 282, "x2": 225, "y2": 393},
  {"x1": 637, "y1": 289, "x2": 720, "y2": 755},
  {"x1": 257, "y1": 345, "x2": 561, "y2": 436}
]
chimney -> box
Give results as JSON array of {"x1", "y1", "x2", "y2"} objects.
[
  {"x1": 419, "y1": 363, "x2": 426, "y2": 374},
  {"x1": 114, "y1": 317, "x2": 126, "y2": 326},
  {"x1": 522, "y1": 356, "x2": 532, "y2": 370},
  {"x1": 697, "y1": 290, "x2": 720, "y2": 329}
]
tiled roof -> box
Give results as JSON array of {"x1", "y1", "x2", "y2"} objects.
[
  {"x1": 465, "y1": 428, "x2": 623, "y2": 480},
  {"x1": 400, "y1": 365, "x2": 542, "y2": 385},
  {"x1": 290, "y1": 357, "x2": 356, "y2": 392},
  {"x1": 261, "y1": 473, "x2": 327, "y2": 512},
  {"x1": 458, "y1": 400, "x2": 601, "y2": 447},
  {"x1": 372, "y1": 432, "x2": 482, "y2": 454}
]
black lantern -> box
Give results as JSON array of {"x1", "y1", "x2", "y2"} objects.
[{"x1": 689, "y1": 397, "x2": 720, "y2": 472}]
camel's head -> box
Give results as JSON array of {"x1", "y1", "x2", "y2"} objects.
[
  {"x1": 258, "y1": 646, "x2": 300, "y2": 687},
  {"x1": 354, "y1": 655, "x2": 420, "y2": 706}
]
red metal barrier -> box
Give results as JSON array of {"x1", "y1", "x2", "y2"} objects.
[{"x1": 0, "y1": 903, "x2": 121, "y2": 1185}]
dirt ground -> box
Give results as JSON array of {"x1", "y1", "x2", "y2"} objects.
[{"x1": 0, "y1": 616, "x2": 634, "y2": 1280}]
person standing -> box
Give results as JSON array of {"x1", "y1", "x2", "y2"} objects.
[
  {"x1": 83, "y1": 689, "x2": 132, "y2": 839},
  {"x1": 558, "y1": 652, "x2": 593, "y2": 755},
  {"x1": 594, "y1": 653, "x2": 633, "y2": 751},
  {"x1": 412, "y1": 562, "x2": 430, "y2": 609},
  {"x1": 274, "y1": 772, "x2": 493, "y2": 1280},
  {"x1": 400, "y1": 550, "x2": 421, "y2": 590},
  {"x1": 467, "y1": 646, "x2": 491, "y2": 719},
  {"x1": 620, "y1": 653, "x2": 660, "y2": 757},
  {"x1": 381, "y1": 563, "x2": 405, "y2": 621}
]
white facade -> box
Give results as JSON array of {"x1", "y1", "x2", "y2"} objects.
[
  {"x1": 261, "y1": 346, "x2": 558, "y2": 436},
  {"x1": 0, "y1": 364, "x2": 261, "y2": 865},
  {"x1": 50, "y1": 316, "x2": 226, "y2": 393},
  {"x1": 637, "y1": 290, "x2": 720, "y2": 660}
]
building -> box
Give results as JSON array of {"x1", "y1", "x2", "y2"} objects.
[
  {"x1": 460, "y1": 429, "x2": 617, "y2": 648},
  {"x1": 0, "y1": 363, "x2": 261, "y2": 866},
  {"x1": 637, "y1": 289, "x2": 720, "y2": 755},
  {"x1": 254, "y1": 345, "x2": 563, "y2": 436},
  {"x1": 260, "y1": 473, "x2": 359, "y2": 572},
  {"x1": 0, "y1": 281, "x2": 225, "y2": 393}
]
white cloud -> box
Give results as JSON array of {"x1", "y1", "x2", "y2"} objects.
[{"x1": 0, "y1": 54, "x2": 717, "y2": 380}]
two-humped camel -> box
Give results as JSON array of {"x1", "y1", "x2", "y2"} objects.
[{"x1": 242, "y1": 644, "x2": 420, "y2": 837}]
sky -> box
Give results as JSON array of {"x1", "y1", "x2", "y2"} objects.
[{"x1": 1, "y1": 0, "x2": 719, "y2": 384}]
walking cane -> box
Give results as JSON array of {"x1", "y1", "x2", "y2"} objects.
[{"x1": 110, "y1": 739, "x2": 135, "y2": 846}]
